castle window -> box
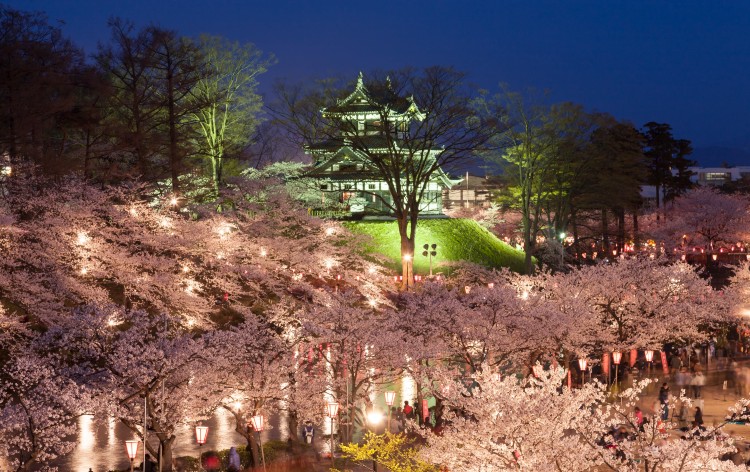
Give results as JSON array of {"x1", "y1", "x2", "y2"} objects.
[
  {"x1": 367, "y1": 183, "x2": 376, "y2": 190},
  {"x1": 320, "y1": 184, "x2": 328, "y2": 190}
]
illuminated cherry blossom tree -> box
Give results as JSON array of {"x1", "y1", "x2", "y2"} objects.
[
  {"x1": 421, "y1": 365, "x2": 746, "y2": 472},
  {"x1": 644, "y1": 186, "x2": 750, "y2": 253}
]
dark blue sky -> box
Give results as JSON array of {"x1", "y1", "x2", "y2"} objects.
[{"x1": 12, "y1": 0, "x2": 750, "y2": 164}]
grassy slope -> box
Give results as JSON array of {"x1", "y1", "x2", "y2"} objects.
[{"x1": 343, "y1": 218, "x2": 527, "y2": 274}]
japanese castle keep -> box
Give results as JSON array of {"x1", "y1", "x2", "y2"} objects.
[{"x1": 305, "y1": 73, "x2": 455, "y2": 218}]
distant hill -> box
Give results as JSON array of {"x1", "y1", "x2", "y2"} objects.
[
  {"x1": 686, "y1": 146, "x2": 750, "y2": 167},
  {"x1": 343, "y1": 218, "x2": 527, "y2": 274}
]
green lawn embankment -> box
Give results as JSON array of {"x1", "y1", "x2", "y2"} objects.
[{"x1": 343, "y1": 218, "x2": 527, "y2": 274}]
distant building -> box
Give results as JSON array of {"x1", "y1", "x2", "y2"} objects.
[
  {"x1": 442, "y1": 173, "x2": 499, "y2": 210},
  {"x1": 688, "y1": 166, "x2": 750, "y2": 186},
  {"x1": 640, "y1": 165, "x2": 750, "y2": 205},
  {"x1": 304, "y1": 73, "x2": 455, "y2": 218}
]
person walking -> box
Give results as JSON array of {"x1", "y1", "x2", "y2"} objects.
[
  {"x1": 692, "y1": 371, "x2": 706, "y2": 399},
  {"x1": 670, "y1": 353, "x2": 683, "y2": 375},
  {"x1": 634, "y1": 406, "x2": 644, "y2": 431},
  {"x1": 402, "y1": 400, "x2": 414, "y2": 419},
  {"x1": 658, "y1": 383, "x2": 670, "y2": 421},
  {"x1": 227, "y1": 446, "x2": 241, "y2": 472},
  {"x1": 695, "y1": 406, "x2": 704, "y2": 427},
  {"x1": 303, "y1": 421, "x2": 315, "y2": 444}
]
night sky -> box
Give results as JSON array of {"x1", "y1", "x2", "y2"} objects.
[{"x1": 10, "y1": 0, "x2": 750, "y2": 165}]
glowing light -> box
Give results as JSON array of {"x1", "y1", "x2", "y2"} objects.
[
  {"x1": 368, "y1": 299, "x2": 377, "y2": 308},
  {"x1": 612, "y1": 351, "x2": 622, "y2": 365},
  {"x1": 326, "y1": 402, "x2": 340, "y2": 418},
  {"x1": 159, "y1": 217, "x2": 172, "y2": 229},
  {"x1": 325, "y1": 227, "x2": 335, "y2": 236},
  {"x1": 79, "y1": 415, "x2": 95, "y2": 452},
  {"x1": 260, "y1": 248, "x2": 267, "y2": 257},
  {"x1": 251, "y1": 415, "x2": 264, "y2": 432},
  {"x1": 195, "y1": 425, "x2": 209, "y2": 445},
  {"x1": 125, "y1": 439, "x2": 139, "y2": 460},
  {"x1": 578, "y1": 358, "x2": 588, "y2": 371},
  {"x1": 324, "y1": 259, "x2": 334, "y2": 270},
  {"x1": 645, "y1": 350, "x2": 654, "y2": 362},
  {"x1": 366, "y1": 410, "x2": 383, "y2": 425},
  {"x1": 368, "y1": 266, "x2": 377, "y2": 275},
  {"x1": 169, "y1": 196, "x2": 178, "y2": 206},
  {"x1": 80, "y1": 267, "x2": 88, "y2": 275},
  {"x1": 385, "y1": 391, "x2": 396, "y2": 406},
  {"x1": 488, "y1": 282, "x2": 495, "y2": 289},
  {"x1": 216, "y1": 222, "x2": 234, "y2": 239},
  {"x1": 184, "y1": 279, "x2": 198, "y2": 295},
  {"x1": 76, "y1": 232, "x2": 90, "y2": 245},
  {"x1": 402, "y1": 254, "x2": 412, "y2": 262},
  {"x1": 182, "y1": 265, "x2": 189, "y2": 273}
]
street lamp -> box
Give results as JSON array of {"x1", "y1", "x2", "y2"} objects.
[
  {"x1": 422, "y1": 243, "x2": 437, "y2": 276},
  {"x1": 578, "y1": 358, "x2": 587, "y2": 387},
  {"x1": 251, "y1": 415, "x2": 267, "y2": 472},
  {"x1": 645, "y1": 349, "x2": 654, "y2": 380},
  {"x1": 385, "y1": 391, "x2": 396, "y2": 433},
  {"x1": 612, "y1": 351, "x2": 622, "y2": 393},
  {"x1": 326, "y1": 402, "x2": 339, "y2": 468},
  {"x1": 195, "y1": 425, "x2": 208, "y2": 471},
  {"x1": 125, "y1": 440, "x2": 139, "y2": 472}
]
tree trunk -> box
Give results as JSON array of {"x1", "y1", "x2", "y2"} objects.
[
  {"x1": 160, "y1": 437, "x2": 175, "y2": 472},
  {"x1": 617, "y1": 208, "x2": 625, "y2": 253},
  {"x1": 523, "y1": 213, "x2": 534, "y2": 274},
  {"x1": 601, "y1": 208, "x2": 609, "y2": 253},
  {"x1": 632, "y1": 207, "x2": 639, "y2": 249},
  {"x1": 167, "y1": 70, "x2": 180, "y2": 194},
  {"x1": 397, "y1": 216, "x2": 414, "y2": 290}
]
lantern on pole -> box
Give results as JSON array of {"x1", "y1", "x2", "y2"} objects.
[
  {"x1": 195, "y1": 425, "x2": 208, "y2": 471},
  {"x1": 645, "y1": 349, "x2": 654, "y2": 380},
  {"x1": 644, "y1": 350, "x2": 654, "y2": 363},
  {"x1": 195, "y1": 425, "x2": 208, "y2": 445},
  {"x1": 251, "y1": 415, "x2": 267, "y2": 472},
  {"x1": 385, "y1": 391, "x2": 396, "y2": 407},
  {"x1": 326, "y1": 402, "x2": 339, "y2": 467},
  {"x1": 612, "y1": 351, "x2": 622, "y2": 392},
  {"x1": 578, "y1": 358, "x2": 587, "y2": 387},
  {"x1": 125, "y1": 440, "x2": 139, "y2": 472}
]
